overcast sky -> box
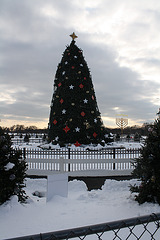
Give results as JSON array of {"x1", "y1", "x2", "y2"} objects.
[{"x1": 1, "y1": 0, "x2": 160, "y2": 129}]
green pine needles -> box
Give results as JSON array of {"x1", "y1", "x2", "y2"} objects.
[
  {"x1": 130, "y1": 118, "x2": 160, "y2": 205},
  {"x1": 0, "y1": 127, "x2": 27, "y2": 205},
  {"x1": 48, "y1": 38, "x2": 107, "y2": 146}
]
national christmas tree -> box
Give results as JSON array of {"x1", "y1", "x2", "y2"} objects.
[
  {"x1": 0, "y1": 127, "x2": 27, "y2": 205},
  {"x1": 130, "y1": 110, "x2": 160, "y2": 205},
  {"x1": 48, "y1": 33, "x2": 106, "y2": 146}
]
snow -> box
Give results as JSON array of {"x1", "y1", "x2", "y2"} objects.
[
  {"x1": 4, "y1": 162, "x2": 15, "y2": 171},
  {"x1": 13, "y1": 140, "x2": 143, "y2": 150},
  {"x1": 0, "y1": 178, "x2": 160, "y2": 239},
  {"x1": 1, "y1": 140, "x2": 160, "y2": 239}
]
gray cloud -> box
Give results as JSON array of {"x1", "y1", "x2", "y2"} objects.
[{"x1": 0, "y1": 0, "x2": 160, "y2": 128}]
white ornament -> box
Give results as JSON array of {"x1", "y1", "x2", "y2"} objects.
[
  {"x1": 62, "y1": 109, "x2": 66, "y2": 114},
  {"x1": 74, "y1": 55, "x2": 77, "y2": 58},
  {"x1": 80, "y1": 63, "x2": 83, "y2": 66},
  {"x1": 75, "y1": 127, "x2": 80, "y2": 132},
  {"x1": 65, "y1": 61, "x2": 68, "y2": 64},
  {"x1": 83, "y1": 99, "x2": 88, "y2": 104},
  {"x1": 62, "y1": 71, "x2": 65, "y2": 75},
  {"x1": 94, "y1": 118, "x2": 97, "y2": 123},
  {"x1": 69, "y1": 85, "x2": 74, "y2": 89}
]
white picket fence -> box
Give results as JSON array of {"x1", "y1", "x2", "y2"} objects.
[{"x1": 26, "y1": 153, "x2": 138, "y2": 177}]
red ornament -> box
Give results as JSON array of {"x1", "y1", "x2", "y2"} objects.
[
  {"x1": 74, "y1": 141, "x2": 81, "y2": 147},
  {"x1": 58, "y1": 82, "x2": 62, "y2": 87},
  {"x1": 92, "y1": 95, "x2": 94, "y2": 100},
  {"x1": 63, "y1": 125, "x2": 70, "y2": 133},
  {"x1": 68, "y1": 52, "x2": 70, "y2": 55},
  {"x1": 79, "y1": 84, "x2": 84, "y2": 89},
  {"x1": 93, "y1": 132, "x2": 97, "y2": 138},
  {"x1": 72, "y1": 66, "x2": 75, "y2": 69},
  {"x1": 81, "y1": 111, "x2": 85, "y2": 117},
  {"x1": 60, "y1": 98, "x2": 64, "y2": 104},
  {"x1": 84, "y1": 77, "x2": 86, "y2": 80},
  {"x1": 53, "y1": 120, "x2": 57, "y2": 125}
]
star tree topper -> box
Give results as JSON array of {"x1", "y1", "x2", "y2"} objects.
[{"x1": 70, "y1": 32, "x2": 78, "y2": 40}]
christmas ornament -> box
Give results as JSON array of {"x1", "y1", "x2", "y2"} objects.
[
  {"x1": 86, "y1": 91, "x2": 89, "y2": 93},
  {"x1": 80, "y1": 64, "x2": 83, "y2": 67},
  {"x1": 66, "y1": 77, "x2": 68, "y2": 79},
  {"x1": 60, "y1": 98, "x2": 64, "y2": 104},
  {"x1": 79, "y1": 84, "x2": 84, "y2": 89},
  {"x1": 62, "y1": 109, "x2": 66, "y2": 114},
  {"x1": 81, "y1": 111, "x2": 85, "y2": 117},
  {"x1": 71, "y1": 103, "x2": 75, "y2": 106},
  {"x1": 83, "y1": 99, "x2": 88, "y2": 104},
  {"x1": 62, "y1": 71, "x2": 65, "y2": 75},
  {"x1": 78, "y1": 71, "x2": 81, "y2": 74},
  {"x1": 70, "y1": 32, "x2": 78, "y2": 40},
  {"x1": 53, "y1": 120, "x2": 57, "y2": 125},
  {"x1": 58, "y1": 82, "x2": 62, "y2": 87},
  {"x1": 68, "y1": 53, "x2": 70, "y2": 55},
  {"x1": 94, "y1": 118, "x2": 97, "y2": 123},
  {"x1": 75, "y1": 127, "x2": 80, "y2": 132},
  {"x1": 93, "y1": 132, "x2": 97, "y2": 138},
  {"x1": 56, "y1": 95, "x2": 59, "y2": 98},
  {"x1": 74, "y1": 55, "x2": 77, "y2": 58},
  {"x1": 69, "y1": 85, "x2": 74, "y2": 89},
  {"x1": 9, "y1": 174, "x2": 16, "y2": 181},
  {"x1": 74, "y1": 141, "x2": 81, "y2": 147},
  {"x1": 63, "y1": 125, "x2": 70, "y2": 133},
  {"x1": 84, "y1": 77, "x2": 86, "y2": 80},
  {"x1": 72, "y1": 66, "x2": 75, "y2": 69},
  {"x1": 69, "y1": 118, "x2": 72, "y2": 121},
  {"x1": 92, "y1": 95, "x2": 94, "y2": 100},
  {"x1": 65, "y1": 61, "x2": 68, "y2": 64},
  {"x1": 91, "y1": 111, "x2": 94, "y2": 113}
]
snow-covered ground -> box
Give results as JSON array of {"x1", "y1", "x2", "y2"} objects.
[
  {"x1": 1, "y1": 178, "x2": 160, "y2": 239},
  {"x1": 1, "y1": 141, "x2": 160, "y2": 239}
]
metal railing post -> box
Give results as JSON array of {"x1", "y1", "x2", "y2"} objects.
[
  {"x1": 23, "y1": 148, "x2": 26, "y2": 159},
  {"x1": 113, "y1": 148, "x2": 115, "y2": 170},
  {"x1": 68, "y1": 147, "x2": 70, "y2": 172}
]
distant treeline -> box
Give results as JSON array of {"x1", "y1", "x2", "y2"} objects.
[
  {"x1": 2, "y1": 123, "x2": 152, "y2": 136},
  {"x1": 2, "y1": 125, "x2": 48, "y2": 134},
  {"x1": 106, "y1": 123, "x2": 151, "y2": 136}
]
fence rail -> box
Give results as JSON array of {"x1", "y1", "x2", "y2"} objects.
[
  {"x1": 7, "y1": 213, "x2": 160, "y2": 240},
  {"x1": 12, "y1": 138, "x2": 45, "y2": 144},
  {"x1": 23, "y1": 148, "x2": 141, "y2": 177},
  {"x1": 23, "y1": 147, "x2": 141, "y2": 160}
]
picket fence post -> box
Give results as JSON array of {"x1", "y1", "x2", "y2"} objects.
[{"x1": 59, "y1": 157, "x2": 64, "y2": 173}]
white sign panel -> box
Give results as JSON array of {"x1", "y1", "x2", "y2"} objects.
[{"x1": 47, "y1": 173, "x2": 68, "y2": 202}]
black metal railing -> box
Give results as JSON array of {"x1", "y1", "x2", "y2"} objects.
[{"x1": 7, "y1": 213, "x2": 160, "y2": 240}]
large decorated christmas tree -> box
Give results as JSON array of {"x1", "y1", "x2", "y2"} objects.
[{"x1": 48, "y1": 33, "x2": 106, "y2": 146}]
